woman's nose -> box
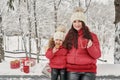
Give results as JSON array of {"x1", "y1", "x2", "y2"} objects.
[{"x1": 75, "y1": 22, "x2": 79, "y2": 26}]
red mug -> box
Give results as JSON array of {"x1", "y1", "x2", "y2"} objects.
[
  {"x1": 80, "y1": 38, "x2": 88, "y2": 49},
  {"x1": 21, "y1": 66, "x2": 29, "y2": 73}
]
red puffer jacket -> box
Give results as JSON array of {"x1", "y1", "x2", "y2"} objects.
[
  {"x1": 67, "y1": 29, "x2": 101, "y2": 73},
  {"x1": 46, "y1": 46, "x2": 68, "y2": 69}
]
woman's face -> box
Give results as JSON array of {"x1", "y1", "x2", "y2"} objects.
[{"x1": 72, "y1": 20, "x2": 82, "y2": 31}]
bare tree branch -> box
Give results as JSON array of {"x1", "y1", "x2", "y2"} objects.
[
  {"x1": 58, "y1": 0, "x2": 62, "y2": 7},
  {"x1": 84, "y1": 0, "x2": 91, "y2": 13}
]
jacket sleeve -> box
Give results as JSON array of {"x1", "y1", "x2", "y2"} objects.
[
  {"x1": 60, "y1": 48, "x2": 68, "y2": 55},
  {"x1": 45, "y1": 48, "x2": 55, "y2": 59},
  {"x1": 87, "y1": 33, "x2": 101, "y2": 59}
]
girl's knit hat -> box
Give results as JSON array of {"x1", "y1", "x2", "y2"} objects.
[{"x1": 53, "y1": 25, "x2": 66, "y2": 41}]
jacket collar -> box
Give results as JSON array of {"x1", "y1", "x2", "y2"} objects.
[
  {"x1": 59, "y1": 45, "x2": 64, "y2": 49},
  {"x1": 78, "y1": 29, "x2": 83, "y2": 36}
]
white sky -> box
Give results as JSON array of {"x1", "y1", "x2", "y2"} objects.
[{"x1": 92, "y1": 0, "x2": 109, "y2": 5}]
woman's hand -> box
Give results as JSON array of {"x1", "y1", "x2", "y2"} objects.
[{"x1": 87, "y1": 40, "x2": 93, "y2": 48}]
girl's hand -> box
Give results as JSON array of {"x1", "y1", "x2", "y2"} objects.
[
  {"x1": 52, "y1": 47, "x2": 59, "y2": 53},
  {"x1": 87, "y1": 40, "x2": 93, "y2": 48}
]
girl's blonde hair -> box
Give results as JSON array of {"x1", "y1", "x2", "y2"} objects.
[
  {"x1": 48, "y1": 37, "x2": 55, "y2": 49},
  {"x1": 44, "y1": 37, "x2": 55, "y2": 52}
]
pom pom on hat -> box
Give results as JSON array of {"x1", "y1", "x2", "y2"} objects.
[
  {"x1": 56, "y1": 25, "x2": 66, "y2": 33},
  {"x1": 53, "y1": 25, "x2": 66, "y2": 41},
  {"x1": 71, "y1": 7, "x2": 86, "y2": 23},
  {"x1": 73, "y1": 7, "x2": 84, "y2": 13}
]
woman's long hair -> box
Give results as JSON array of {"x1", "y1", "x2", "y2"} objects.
[{"x1": 63, "y1": 21, "x2": 93, "y2": 50}]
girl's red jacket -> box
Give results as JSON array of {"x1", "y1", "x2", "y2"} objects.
[{"x1": 45, "y1": 46, "x2": 68, "y2": 69}]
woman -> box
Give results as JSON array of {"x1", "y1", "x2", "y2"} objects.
[{"x1": 63, "y1": 7, "x2": 101, "y2": 80}]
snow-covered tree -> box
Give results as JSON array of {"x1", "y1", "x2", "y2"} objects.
[{"x1": 114, "y1": 0, "x2": 120, "y2": 64}]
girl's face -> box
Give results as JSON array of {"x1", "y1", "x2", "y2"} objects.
[
  {"x1": 73, "y1": 20, "x2": 82, "y2": 31},
  {"x1": 54, "y1": 39, "x2": 63, "y2": 46}
]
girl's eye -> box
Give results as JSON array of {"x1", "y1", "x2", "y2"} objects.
[
  {"x1": 73, "y1": 21, "x2": 76, "y2": 23},
  {"x1": 60, "y1": 40, "x2": 63, "y2": 42}
]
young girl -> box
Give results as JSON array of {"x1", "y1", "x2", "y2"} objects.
[{"x1": 45, "y1": 26, "x2": 67, "y2": 80}]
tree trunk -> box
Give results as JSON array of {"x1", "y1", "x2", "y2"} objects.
[
  {"x1": 33, "y1": 0, "x2": 40, "y2": 63},
  {"x1": 27, "y1": 0, "x2": 32, "y2": 58},
  {"x1": 114, "y1": 23, "x2": 120, "y2": 64},
  {"x1": 18, "y1": 0, "x2": 24, "y2": 51},
  {"x1": 114, "y1": 0, "x2": 120, "y2": 64},
  {"x1": 53, "y1": 0, "x2": 61, "y2": 30},
  {"x1": 79, "y1": 0, "x2": 81, "y2": 7},
  {"x1": 0, "y1": 15, "x2": 4, "y2": 62},
  {"x1": 114, "y1": 0, "x2": 120, "y2": 24},
  {"x1": 22, "y1": 36, "x2": 28, "y2": 57},
  {"x1": 54, "y1": 1, "x2": 58, "y2": 29},
  {"x1": 18, "y1": 0, "x2": 20, "y2": 51}
]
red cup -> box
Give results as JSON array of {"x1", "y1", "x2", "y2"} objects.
[
  {"x1": 80, "y1": 38, "x2": 88, "y2": 49},
  {"x1": 21, "y1": 66, "x2": 29, "y2": 73}
]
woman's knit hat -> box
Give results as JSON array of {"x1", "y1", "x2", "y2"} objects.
[
  {"x1": 53, "y1": 25, "x2": 66, "y2": 41},
  {"x1": 71, "y1": 7, "x2": 86, "y2": 23}
]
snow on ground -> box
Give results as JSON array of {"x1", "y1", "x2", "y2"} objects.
[
  {"x1": 0, "y1": 59, "x2": 48, "y2": 75},
  {"x1": 1, "y1": 54, "x2": 120, "y2": 76},
  {"x1": 1, "y1": 51, "x2": 120, "y2": 76},
  {"x1": 97, "y1": 64, "x2": 120, "y2": 76},
  {"x1": 1, "y1": 59, "x2": 120, "y2": 76}
]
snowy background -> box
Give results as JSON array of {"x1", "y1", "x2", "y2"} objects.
[
  {"x1": 0, "y1": 0, "x2": 115, "y2": 64},
  {"x1": 0, "y1": 0, "x2": 120, "y2": 78}
]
